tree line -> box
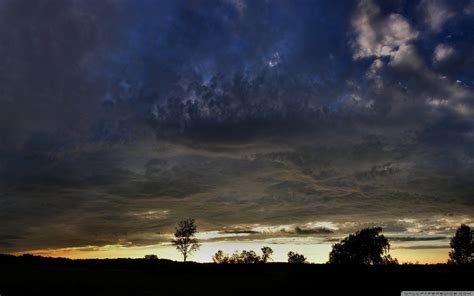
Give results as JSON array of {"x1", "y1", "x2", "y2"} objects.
[{"x1": 165, "y1": 219, "x2": 473, "y2": 265}]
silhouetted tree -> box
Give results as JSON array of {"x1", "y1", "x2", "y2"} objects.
[
  {"x1": 261, "y1": 246, "x2": 273, "y2": 263},
  {"x1": 171, "y1": 219, "x2": 200, "y2": 262},
  {"x1": 144, "y1": 254, "x2": 158, "y2": 260},
  {"x1": 449, "y1": 224, "x2": 473, "y2": 264},
  {"x1": 328, "y1": 227, "x2": 393, "y2": 265},
  {"x1": 287, "y1": 251, "x2": 307, "y2": 264}
]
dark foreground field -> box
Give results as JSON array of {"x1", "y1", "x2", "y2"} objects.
[{"x1": 0, "y1": 254, "x2": 473, "y2": 296}]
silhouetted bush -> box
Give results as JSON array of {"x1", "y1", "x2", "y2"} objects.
[
  {"x1": 212, "y1": 247, "x2": 273, "y2": 264},
  {"x1": 144, "y1": 254, "x2": 158, "y2": 260},
  {"x1": 287, "y1": 251, "x2": 307, "y2": 264},
  {"x1": 240, "y1": 250, "x2": 261, "y2": 264},
  {"x1": 212, "y1": 250, "x2": 227, "y2": 264},
  {"x1": 328, "y1": 227, "x2": 396, "y2": 265},
  {"x1": 381, "y1": 254, "x2": 399, "y2": 265},
  {"x1": 448, "y1": 224, "x2": 473, "y2": 264}
]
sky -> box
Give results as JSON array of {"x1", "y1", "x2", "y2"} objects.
[{"x1": 1, "y1": 0, "x2": 474, "y2": 264}]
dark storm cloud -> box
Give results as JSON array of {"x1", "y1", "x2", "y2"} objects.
[
  {"x1": 1, "y1": 0, "x2": 474, "y2": 253},
  {"x1": 100, "y1": 0, "x2": 356, "y2": 140},
  {"x1": 1, "y1": 0, "x2": 473, "y2": 142},
  {"x1": 0, "y1": 0, "x2": 123, "y2": 146}
]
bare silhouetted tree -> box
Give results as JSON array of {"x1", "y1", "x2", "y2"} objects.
[
  {"x1": 287, "y1": 251, "x2": 307, "y2": 264},
  {"x1": 171, "y1": 219, "x2": 200, "y2": 262},
  {"x1": 328, "y1": 227, "x2": 394, "y2": 265},
  {"x1": 449, "y1": 224, "x2": 473, "y2": 264}
]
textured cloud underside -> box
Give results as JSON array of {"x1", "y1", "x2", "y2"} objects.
[{"x1": 1, "y1": 0, "x2": 473, "y2": 253}]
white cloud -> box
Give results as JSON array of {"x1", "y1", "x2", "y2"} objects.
[
  {"x1": 390, "y1": 44, "x2": 423, "y2": 70},
  {"x1": 419, "y1": 0, "x2": 455, "y2": 32},
  {"x1": 433, "y1": 44, "x2": 455, "y2": 63},
  {"x1": 368, "y1": 58, "x2": 384, "y2": 72},
  {"x1": 351, "y1": 0, "x2": 380, "y2": 59},
  {"x1": 426, "y1": 76, "x2": 474, "y2": 117},
  {"x1": 267, "y1": 52, "x2": 281, "y2": 68},
  {"x1": 127, "y1": 210, "x2": 170, "y2": 220},
  {"x1": 381, "y1": 14, "x2": 419, "y2": 53},
  {"x1": 351, "y1": 1, "x2": 474, "y2": 119},
  {"x1": 427, "y1": 98, "x2": 449, "y2": 107},
  {"x1": 352, "y1": 0, "x2": 418, "y2": 60},
  {"x1": 367, "y1": 58, "x2": 385, "y2": 89}
]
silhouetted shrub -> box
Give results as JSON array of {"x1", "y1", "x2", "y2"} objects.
[
  {"x1": 240, "y1": 250, "x2": 260, "y2": 264},
  {"x1": 381, "y1": 254, "x2": 399, "y2": 265},
  {"x1": 212, "y1": 250, "x2": 228, "y2": 264},
  {"x1": 212, "y1": 247, "x2": 273, "y2": 264},
  {"x1": 144, "y1": 254, "x2": 158, "y2": 260},
  {"x1": 328, "y1": 227, "x2": 395, "y2": 265},
  {"x1": 448, "y1": 224, "x2": 473, "y2": 264},
  {"x1": 287, "y1": 251, "x2": 307, "y2": 264}
]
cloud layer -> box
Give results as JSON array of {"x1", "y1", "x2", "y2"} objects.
[{"x1": 1, "y1": 0, "x2": 473, "y2": 261}]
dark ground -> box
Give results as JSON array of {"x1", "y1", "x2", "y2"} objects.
[{"x1": 0, "y1": 254, "x2": 473, "y2": 296}]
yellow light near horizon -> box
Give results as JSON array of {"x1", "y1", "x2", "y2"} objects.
[{"x1": 12, "y1": 241, "x2": 450, "y2": 264}]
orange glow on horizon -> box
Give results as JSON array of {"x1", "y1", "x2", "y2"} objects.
[{"x1": 11, "y1": 241, "x2": 450, "y2": 265}]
